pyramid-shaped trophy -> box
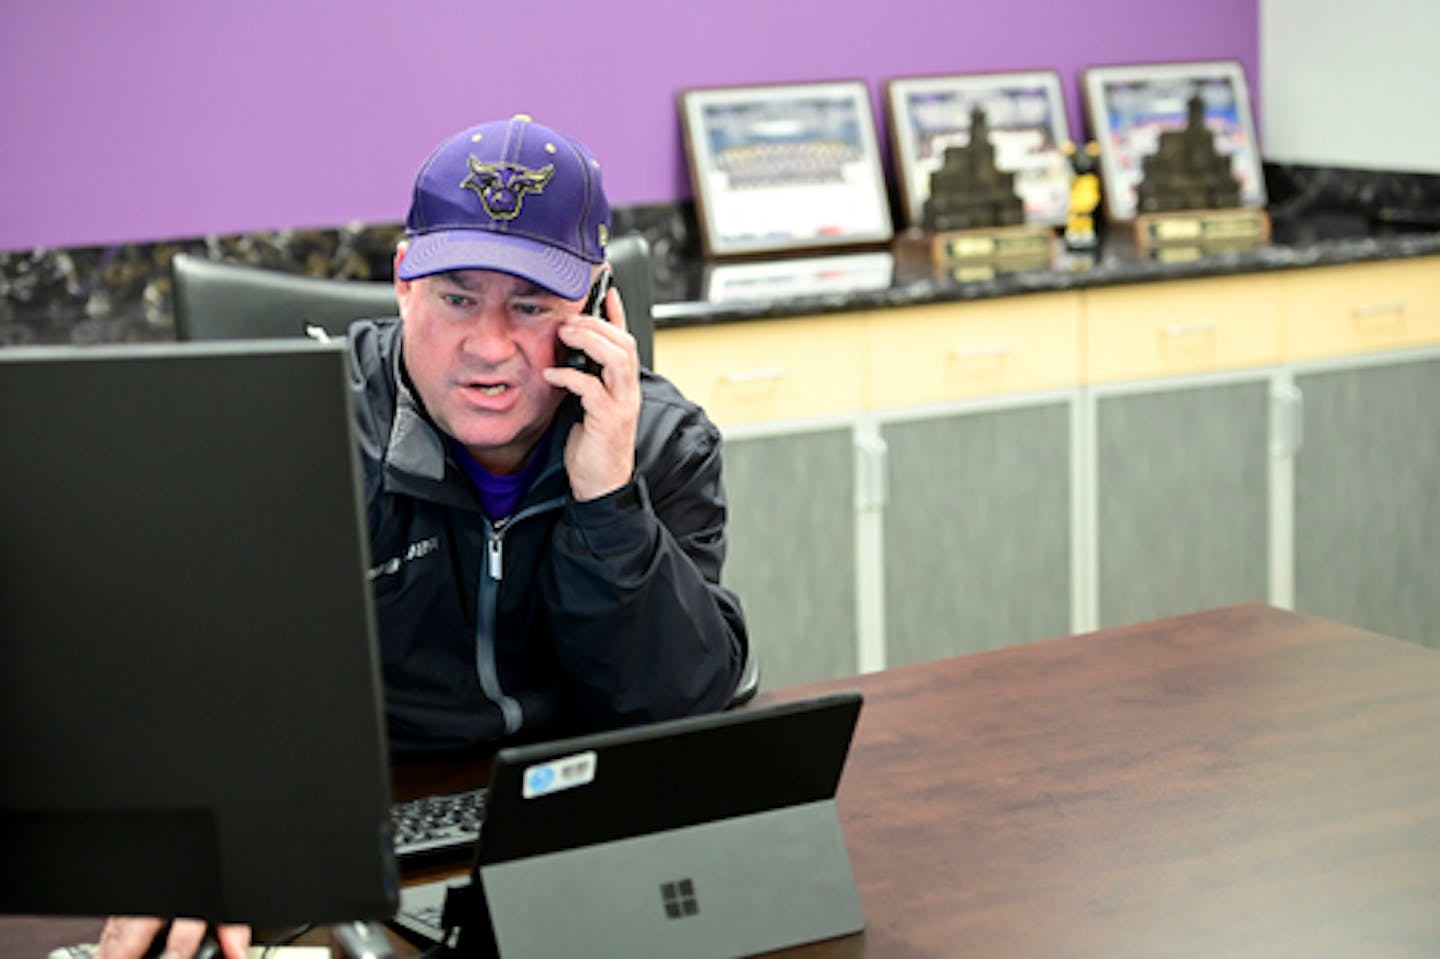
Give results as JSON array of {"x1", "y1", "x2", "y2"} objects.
[
  {"x1": 903, "y1": 105, "x2": 1055, "y2": 266},
  {"x1": 1132, "y1": 89, "x2": 1269, "y2": 252}
]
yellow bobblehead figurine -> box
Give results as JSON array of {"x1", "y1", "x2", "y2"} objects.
[{"x1": 1063, "y1": 140, "x2": 1102, "y2": 251}]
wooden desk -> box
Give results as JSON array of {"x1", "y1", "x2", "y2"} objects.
[
  {"x1": 762, "y1": 603, "x2": 1440, "y2": 958},
  {"x1": 5, "y1": 605, "x2": 1438, "y2": 957}
]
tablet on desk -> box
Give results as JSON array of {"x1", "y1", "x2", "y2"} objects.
[{"x1": 396, "y1": 691, "x2": 866, "y2": 959}]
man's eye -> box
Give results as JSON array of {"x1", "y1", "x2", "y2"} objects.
[
  {"x1": 441, "y1": 293, "x2": 471, "y2": 308},
  {"x1": 513, "y1": 301, "x2": 547, "y2": 317}
]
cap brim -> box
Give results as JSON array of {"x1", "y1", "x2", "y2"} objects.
[{"x1": 397, "y1": 230, "x2": 594, "y2": 300}]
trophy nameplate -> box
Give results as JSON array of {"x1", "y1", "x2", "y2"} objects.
[
  {"x1": 944, "y1": 253, "x2": 1053, "y2": 283},
  {"x1": 900, "y1": 225, "x2": 1057, "y2": 263},
  {"x1": 1134, "y1": 207, "x2": 1271, "y2": 249}
]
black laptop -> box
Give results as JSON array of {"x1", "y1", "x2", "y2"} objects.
[{"x1": 396, "y1": 691, "x2": 866, "y2": 958}]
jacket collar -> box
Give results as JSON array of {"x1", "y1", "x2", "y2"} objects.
[{"x1": 386, "y1": 340, "x2": 447, "y2": 481}]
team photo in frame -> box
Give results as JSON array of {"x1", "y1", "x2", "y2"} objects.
[{"x1": 679, "y1": 80, "x2": 894, "y2": 257}]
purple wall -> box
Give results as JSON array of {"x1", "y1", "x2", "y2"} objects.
[{"x1": 0, "y1": 0, "x2": 1257, "y2": 251}]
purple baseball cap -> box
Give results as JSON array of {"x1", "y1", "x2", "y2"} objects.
[{"x1": 397, "y1": 114, "x2": 611, "y2": 300}]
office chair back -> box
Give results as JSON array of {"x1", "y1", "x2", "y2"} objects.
[
  {"x1": 604, "y1": 233, "x2": 654, "y2": 369},
  {"x1": 171, "y1": 253, "x2": 398, "y2": 341},
  {"x1": 171, "y1": 236, "x2": 654, "y2": 369}
]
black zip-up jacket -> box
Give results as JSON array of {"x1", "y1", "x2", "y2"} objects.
[{"x1": 347, "y1": 319, "x2": 748, "y2": 754}]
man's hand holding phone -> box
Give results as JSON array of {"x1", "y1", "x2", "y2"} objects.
[
  {"x1": 544, "y1": 268, "x2": 641, "y2": 503},
  {"x1": 559, "y1": 268, "x2": 611, "y2": 376}
]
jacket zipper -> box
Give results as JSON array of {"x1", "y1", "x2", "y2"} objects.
[{"x1": 474, "y1": 496, "x2": 569, "y2": 735}]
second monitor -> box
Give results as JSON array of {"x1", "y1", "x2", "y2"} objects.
[{"x1": 0, "y1": 339, "x2": 398, "y2": 925}]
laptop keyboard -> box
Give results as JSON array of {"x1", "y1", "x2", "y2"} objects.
[{"x1": 390, "y1": 786, "x2": 487, "y2": 861}]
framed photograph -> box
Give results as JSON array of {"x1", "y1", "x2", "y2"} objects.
[
  {"x1": 1082, "y1": 60, "x2": 1266, "y2": 222},
  {"x1": 679, "y1": 80, "x2": 894, "y2": 257},
  {"x1": 886, "y1": 71, "x2": 1073, "y2": 229}
]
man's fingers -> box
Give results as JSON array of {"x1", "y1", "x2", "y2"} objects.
[
  {"x1": 215, "y1": 924, "x2": 252, "y2": 959},
  {"x1": 163, "y1": 918, "x2": 209, "y2": 958},
  {"x1": 603, "y1": 285, "x2": 628, "y2": 333},
  {"x1": 93, "y1": 916, "x2": 244, "y2": 959},
  {"x1": 96, "y1": 916, "x2": 165, "y2": 959}
]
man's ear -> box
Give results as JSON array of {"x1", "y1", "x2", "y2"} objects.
[
  {"x1": 393, "y1": 241, "x2": 413, "y2": 311},
  {"x1": 393, "y1": 241, "x2": 410, "y2": 285},
  {"x1": 391, "y1": 239, "x2": 420, "y2": 316}
]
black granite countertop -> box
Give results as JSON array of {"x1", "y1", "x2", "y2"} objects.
[
  {"x1": 646, "y1": 216, "x2": 1440, "y2": 330},
  {"x1": 632, "y1": 163, "x2": 1440, "y2": 328}
]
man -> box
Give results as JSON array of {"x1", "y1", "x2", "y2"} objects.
[
  {"x1": 356, "y1": 113, "x2": 748, "y2": 753},
  {"x1": 97, "y1": 114, "x2": 749, "y2": 959}
]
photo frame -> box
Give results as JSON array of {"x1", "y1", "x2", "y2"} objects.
[
  {"x1": 679, "y1": 80, "x2": 894, "y2": 258},
  {"x1": 885, "y1": 71, "x2": 1073, "y2": 229},
  {"x1": 1081, "y1": 60, "x2": 1266, "y2": 222}
]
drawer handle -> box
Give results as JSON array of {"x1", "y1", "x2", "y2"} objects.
[
  {"x1": 1160, "y1": 323, "x2": 1217, "y2": 338},
  {"x1": 1352, "y1": 301, "x2": 1405, "y2": 320},
  {"x1": 719, "y1": 366, "x2": 788, "y2": 385},
  {"x1": 948, "y1": 342, "x2": 1014, "y2": 361}
]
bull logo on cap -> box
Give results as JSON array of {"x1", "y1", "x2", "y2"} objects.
[{"x1": 460, "y1": 156, "x2": 554, "y2": 221}]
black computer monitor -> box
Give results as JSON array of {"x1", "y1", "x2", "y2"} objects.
[{"x1": 0, "y1": 340, "x2": 398, "y2": 925}]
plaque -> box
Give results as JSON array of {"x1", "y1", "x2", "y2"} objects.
[{"x1": 678, "y1": 81, "x2": 894, "y2": 258}]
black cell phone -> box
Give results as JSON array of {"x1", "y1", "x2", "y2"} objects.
[{"x1": 561, "y1": 269, "x2": 611, "y2": 376}]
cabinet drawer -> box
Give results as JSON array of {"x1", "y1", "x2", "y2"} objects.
[
  {"x1": 1282, "y1": 256, "x2": 1440, "y2": 361},
  {"x1": 654, "y1": 315, "x2": 865, "y2": 426},
  {"x1": 865, "y1": 293, "x2": 1082, "y2": 408},
  {"x1": 1084, "y1": 273, "x2": 1282, "y2": 382}
]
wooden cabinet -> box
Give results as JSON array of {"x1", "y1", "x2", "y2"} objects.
[
  {"x1": 658, "y1": 314, "x2": 867, "y2": 687},
  {"x1": 656, "y1": 253, "x2": 1440, "y2": 683},
  {"x1": 1281, "y1": 257, "x2": 1440, "y2": 362},
  {"x1": 880, "y1": 398, "x2": 1074, "y2": 664},
  {"x1": 1091, "y1": 376, "x2": 1273, "y2": 628},
  {"x1": 1291, "y1": 354, "x2": 1440, "y2": 649},
  {"x1": 866, "y1": 292, "x2": 1082, "y2": 662},
  {"x1": 1279, "y1": 257, "x2": 1440, "y2": 648},
  {"x1": 652, "y1": 313, "x2": 865, "y2": 426},
  {"x1": 1082, "y1": 272, "x2": 1283, "y2": 630},
  {"x1": 1085, "y1": 273, "x2": 1284, "y2": 382},
  {"x1": 720, "y1": 425, "x2": 860, "y2": 687},
  {"x1": 864, "y1": 293, "x2": 1081, "y2": 407},
  {"x1": 658, "y1": 293, "x2": 1084, "y2": 679}
]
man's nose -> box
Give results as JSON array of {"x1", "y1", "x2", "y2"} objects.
[{"x1": 459, "y1": 312, "x2": 516, "y2": 363}]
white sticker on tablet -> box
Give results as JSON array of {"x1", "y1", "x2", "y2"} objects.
[{"x1": 522, "y1": 750, "x2": 597, "y2": 798}]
